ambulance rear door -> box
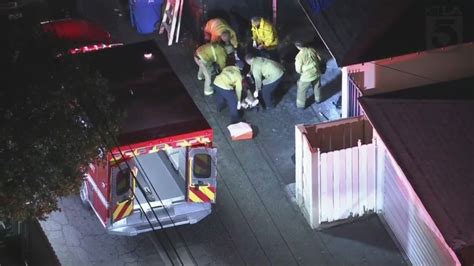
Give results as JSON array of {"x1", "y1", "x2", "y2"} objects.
[
  {"x1": 110, "y1": 161, "x2": 136, "y2": 224},
  {"x1": 186, "y1": 147, "x2": 217, "y2": 203}
]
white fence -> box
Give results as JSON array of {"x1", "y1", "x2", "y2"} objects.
[
  {"x1": 295, "y1": 116, "x2": 377, "y2": 228},
  {"x1": 295, "y1": 117, "x2": 461, "y2": 265}
]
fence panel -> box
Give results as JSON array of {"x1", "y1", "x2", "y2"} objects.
[
  {"x1": 351, "y1": 145, "x2": 360, "y2": 217},
  {"x1": 344, "y1": 148, "x2": 353, "y2": 218},
  {"x1": 295, "y1": 124, "x2": 320, "y2": 227},
  {"x1": 367, "y1": 141, "x2": 377, "y2": 210},
  {"x1": 359, "y1": 142, "x2": 368, "y2": 214},
  {"x1": 333, "y1": 150, "x2": 342, "y2": 220},
  {"x1": 320, "y1": 153, "x2": 329, "y2": 222},
  {"x1": 338, "y1": 150, "x2": 348, "y2": 219},
  {"x1": 317, "y1": 143, "x2": 376, "y2": 224},
  {"x1": 295, "y1": 117, "x2": 375, "y2": 228}
]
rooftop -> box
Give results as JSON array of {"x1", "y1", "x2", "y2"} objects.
[
  {"x1": 300, "y1": 0, "x2": 474, "y2": 66},
  {"x1": 360, "y1": 77, "x2": 474, "y2": 251},
  {"x1": 76, "y1": 41, "x2": 211, "y2": 146}
]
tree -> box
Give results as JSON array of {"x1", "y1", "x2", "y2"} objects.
[{"x1": 0, "y1": 25, "x2": 123, "y2": 220}]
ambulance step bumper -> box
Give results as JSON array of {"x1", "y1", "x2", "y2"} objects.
[{"x1": 107, "y1": 202, "x2": 212, "y2": 236}]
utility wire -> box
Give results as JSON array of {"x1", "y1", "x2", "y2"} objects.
[
  {"x1": 78, "y1": 90, "x2": 185, "y2": 265},
  {"x1": 107, "y1": 151, "x2": 175, "y2": 264},
  {"x1": 131, "y1": 147, "x2": 197, "y2": 265},
  {"x1": 208, "y1": 122, "x2": 300, "y2": 265},
  {"x1": 94, "y1": 130, "x2": 183, "y2": 265},
  {"x1": 215, "y1": 166, "x2": 264, "y2": 263},
  {"x1": 370, "y1": 61, "x2": 440, "y2": 83},
  {"x1": 155, "y1": 42, "x2": 274, "y2": 263},
  {"x1": 192, "y1": 62, "x2": 300, "y2": 264},
  {"x1": 197, "y1": 120, "x2": 276, "y2": 264},
  {"x1": 111, "y1": 144, "x2": 184, "y2": 266},
  {"x1": 200, "y1": 146, "x2": 251, "y2": 264}
]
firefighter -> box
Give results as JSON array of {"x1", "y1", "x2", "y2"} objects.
[
  {"x1": 245, "y1": 53, "x2": 284, "y2": 109},
  {"x1": 204, "y1": 18, "x2": 239, "y2": 55},
  {"x1": 194, "y1": 42, "x2": 228, "y2": 96},
  {"x1": 250, "y1": 16, "x2": 279, "y2": 61},
  {"x1": 213, "y1": 64, "x2": 244, "y2": 124},
  {"x1": 294, "y1": 41, "x2": 323, "y2": 108}
]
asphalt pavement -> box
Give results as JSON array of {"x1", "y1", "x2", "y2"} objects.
[{"x1": 40, "y1": 0, "x2": 408, "y2": 265}]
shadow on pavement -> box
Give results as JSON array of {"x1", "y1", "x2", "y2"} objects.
[{"x1": 320, "y1": 214, "x2": 404, "y2": 254}]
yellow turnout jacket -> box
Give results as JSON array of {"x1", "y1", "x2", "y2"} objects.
[
  {"x1": 195, "y1": 43, "x2": 227, "y2": 70},
  {"x1": 250, "y1": 57, "x2": 284, "y2": 91},
  {"x1": 251, "y1": 18, "x2": 278, "y2": 49},
  {"x1": 213, "y1": 66, "x2": 243, "y2": 101},
  {"x1": 295, "y1": 47, "x2": 321, "y2": 82}
]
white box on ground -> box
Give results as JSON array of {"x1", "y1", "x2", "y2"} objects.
[{"x1": 227, "y1": 122, "x2": 253, "y2": 141}]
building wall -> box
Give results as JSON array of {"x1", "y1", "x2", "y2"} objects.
[
  {"x1": 372, "y1": 44, "x2": 474, "y2": 93},
  {"x1": 375, "y1": 132, "x2": 460, "y2": 265},
  {"x1": 341, "y1": 43, "x2": 474, "y2": 117},
  {"x1": 349, "y1": 43, "x2": 474, "y2": 92}
]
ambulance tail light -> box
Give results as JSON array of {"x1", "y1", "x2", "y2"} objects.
[{"x1": 187, "y1": 147, "x2": 217, "y2": 203}]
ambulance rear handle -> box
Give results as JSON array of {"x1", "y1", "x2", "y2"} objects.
[{"x1": 192, "y1": 180, "x2": 207, "y2": 186}]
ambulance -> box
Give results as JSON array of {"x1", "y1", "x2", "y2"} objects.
[{"x1": 78, "y1": 40, "x2": 217, "y2": 236}]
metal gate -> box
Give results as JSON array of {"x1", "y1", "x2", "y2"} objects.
[{"x1": 348, "y1": 75, "x2": 364, "y2": 117}]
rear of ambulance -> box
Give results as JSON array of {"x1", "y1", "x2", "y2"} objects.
[{"x1": 106, "y1": 130, "x2": 217, "y2": 236}]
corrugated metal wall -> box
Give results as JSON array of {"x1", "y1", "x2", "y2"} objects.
[{"x1": 378, "y1": 139, "x2": 460, "y2": 266}]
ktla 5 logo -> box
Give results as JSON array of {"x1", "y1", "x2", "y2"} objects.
[{"x1": 426, "y1": 5, "x2": 463, "y2": 49}]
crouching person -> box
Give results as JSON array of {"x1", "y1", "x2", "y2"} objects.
[
  {"x1": 194, "y1": 42, "x2": 227, "y2": 96},
  {"x1": 245, "y1": 53, "x2": 284, "y2": 109},
  {"x1": 204, "y1": 18, "x2": 239, "y2": 55},
  {"x1": 213, "y1": 65, "x2": 244, "y2": 124},
  {"x1": 250, "y1": 16, "x2": 279, "y2": 61}
]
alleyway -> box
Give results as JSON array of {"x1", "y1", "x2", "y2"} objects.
[{"x1": 40, "y1": 0, "x2": 407, "y2": 265}]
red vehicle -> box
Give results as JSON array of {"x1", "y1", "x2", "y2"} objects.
[
  {"x1": 41, "y1": 19, "x2": 119, "y2": 55},
  {"x1": 78, "y1": 41, "x2": 217, "y2": 236},
  {"x1": 41, "y1": 19, "x2": 111, "y2": 44}
]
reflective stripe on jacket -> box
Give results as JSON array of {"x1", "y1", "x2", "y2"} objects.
[
  {"x1": 195, "y1": 43, "x2": 227, "y2": 70},
  {"x1": 213, "y1": 66, "x2": 243, "y2": 102},
  {"x1": 204, "y1": 18, "x2": 238, "y2": 48},
  {"x1": 251, "y1": 18, "x2": 278, "y2": 49},
  {"x1": 295, "y1": 47, "x2": 321, "y2": 82},
  {"x1": 250, "y1": 57, "x2": 284, "y2": 91}
]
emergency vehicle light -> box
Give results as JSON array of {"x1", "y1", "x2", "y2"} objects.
[{"x1": 69, "y1": 43, "x2": 123, "y2": 54}]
